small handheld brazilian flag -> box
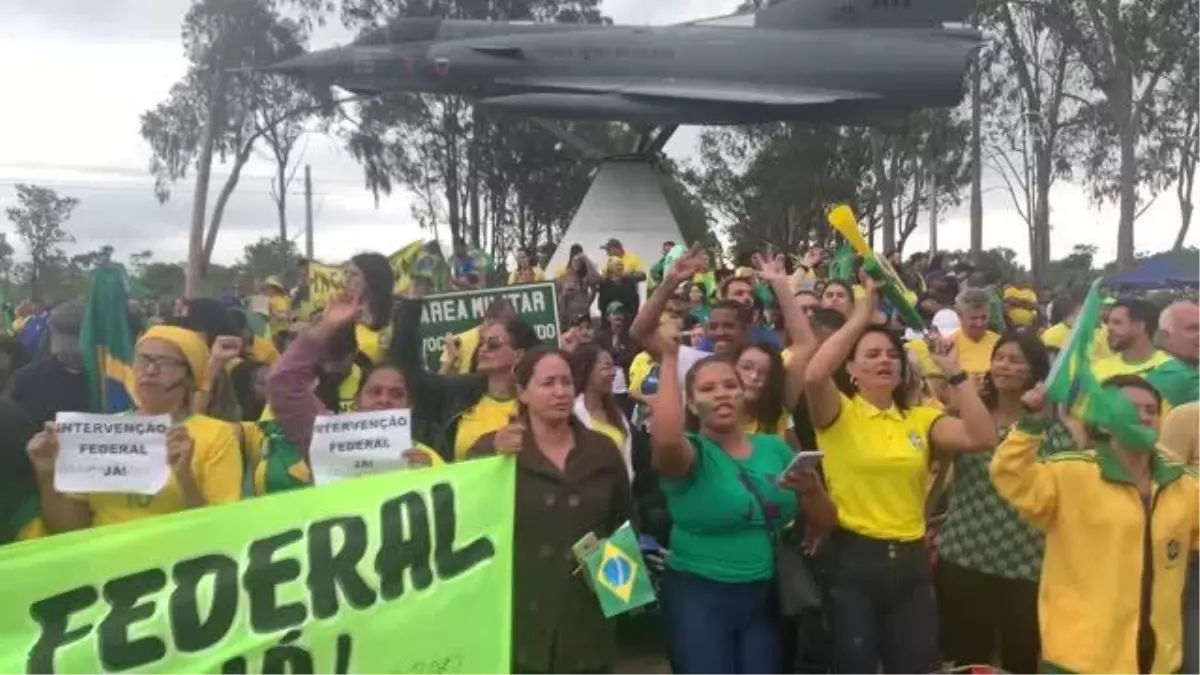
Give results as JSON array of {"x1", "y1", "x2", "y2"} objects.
[{"x1": 583, "y1": 521, "x2": 656, "y2": 618}]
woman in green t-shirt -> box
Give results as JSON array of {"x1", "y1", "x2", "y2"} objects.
[{"x1": 649, "y1": 328, "x2": 836, "y2": 674}]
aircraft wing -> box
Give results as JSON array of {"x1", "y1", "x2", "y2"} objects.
[{"x1": 495, "y1": 77, "x2": 878, "y2": 106}]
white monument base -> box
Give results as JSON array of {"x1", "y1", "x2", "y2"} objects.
[{"x1": 547, "y1": 160, "x2": 686, "y2": 287}]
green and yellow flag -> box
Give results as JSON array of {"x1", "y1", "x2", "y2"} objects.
[
  {"x1": 583, "y1": 522, "x2": 655, "y2": 618},
  {"x1": 79, "y1": 266, "x2": 137, "y2": 413},
  {"x1": 1047, "y1": 278, "x2": 1156, "y2": 448}
]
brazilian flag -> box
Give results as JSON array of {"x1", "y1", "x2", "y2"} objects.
[
  {"x1": 1048, "y1": 277, "x2": 1156, "y2": 448},
  {"x1": 79, "y1": 266, "x2": 138, "y2": 413},
  {"x1": 583, "y1": 521, "x2": 656, "y2": 618}
]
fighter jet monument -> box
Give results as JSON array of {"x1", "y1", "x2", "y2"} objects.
[{"x1": 268, "y1": 0, "x2": 981, "y2": 279}]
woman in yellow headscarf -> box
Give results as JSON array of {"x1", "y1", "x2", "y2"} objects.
[{"x1": 25, "y1": 326, "x2": 244, "y2": 533}]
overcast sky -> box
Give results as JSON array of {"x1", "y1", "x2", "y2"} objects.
[{"x1": 0, "y1": 0, "x2": 1192, "y2": 272}]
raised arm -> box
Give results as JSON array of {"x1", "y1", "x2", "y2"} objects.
[
  {"x1": 926, "y1": 336, "x2": 999, "y2": 453},
  {"x1": 648, "y1": 326, "x2": 695, "y2": 479},
  {"x1": 804, "y1": 280, "x2": 879, "y2": 429},
  {"x1": 266, "y1": 296, "x2": 359, "y2": 455},
  {"x1": 754, "y1": 253, "x2": 816, "y2": 410},
  {"x1": 630, "y1": 245, "x2": 707, "y2": 356},
  {"x1": 989, "y1": 385, "x2": 1061, "y2": 531}
]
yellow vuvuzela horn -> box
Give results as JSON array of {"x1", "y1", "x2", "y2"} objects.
[{"x1": 827, "y1": 205, "x2": 871, "y2": 257}]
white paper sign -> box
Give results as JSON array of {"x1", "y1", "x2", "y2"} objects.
[
  {"x1": 54, "y1": 413, "x2": 171, "y2": 495},
  {"x1": 309, "y1": 410, "x2": 413, "y2": 485}
]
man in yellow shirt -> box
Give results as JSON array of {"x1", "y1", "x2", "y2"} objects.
[
  {"x1": 1094, "y1": 299, "x2": 1174, "y2": 381},
  {"x1": 910, "y1": 288, "x2": 1000, "y2": 391},
  {"x1": 599, "y1": 239, "x2": 647, "y2": 283}
]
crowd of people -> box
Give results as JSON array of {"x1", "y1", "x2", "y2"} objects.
[{"x1": 0, "y1": 237, "x2": 1197, "y2": 675}]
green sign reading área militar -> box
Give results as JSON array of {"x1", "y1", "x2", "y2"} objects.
[{"x1": 418, "y1": 282, "x2": 559, "y2": 371}]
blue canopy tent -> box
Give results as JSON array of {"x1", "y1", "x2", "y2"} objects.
[{"x1": 1107, "y1": 252, "x2": 1199, "y2": 290}]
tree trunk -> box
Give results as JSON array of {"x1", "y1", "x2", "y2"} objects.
[
  {"x1": 1175, "y1": 119, "x2": 1196, "y2": 251},
  {"x1": 443, "y1": 104, "x2": 462, "y2": 244},
  {"x1": 1115, "y1": 104, "x2": 1137, "y2": 268},
  {"x1": 200, "y1": 141, "x2": 256, "y2": 273},
  {"x1": 186, "y1": 73, "x2": 226, "y2": 298},
  {"x1": 29, "y1": 259, "x2": 39, "y2": 302},
  {"x1": 1031, "y1": 133, "x2": 1053, "y2": 289},
  {"x1": 871, "y1": 129, "x2": 896, "y2": 251}
]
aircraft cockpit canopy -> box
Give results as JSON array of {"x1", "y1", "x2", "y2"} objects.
[{"x1": 355, "y1": 17, "x2": 443, "y2": 46}]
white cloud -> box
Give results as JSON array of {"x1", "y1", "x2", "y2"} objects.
[{"x1": 0, "y1": 0, "x2": 1192, "y2": 278}]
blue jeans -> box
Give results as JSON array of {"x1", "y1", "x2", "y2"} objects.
[
  {"x1": 1185, "y1": 555, "x2": 1199, "y2": 674},
  {"x1": 827, "y1": 530, "x2": 939, "y2": 673},
  {"x1": 662, "y1": 568, "x2": 780, "y2": 674}
]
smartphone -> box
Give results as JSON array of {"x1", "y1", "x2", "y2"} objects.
[
  {"x1": 571, "y1": 532, "x2": 601, "y2": 564},
  {"x1": 776, "y1": 450, "x2": 824, "y2": 484}
]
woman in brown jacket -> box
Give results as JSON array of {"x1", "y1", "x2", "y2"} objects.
[{"x1": 470, "y1": 346, "x2": 635, "y2": 674}]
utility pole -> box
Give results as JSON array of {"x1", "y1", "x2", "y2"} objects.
[{"x1": 304, "y1": 165, "x2": 314, "y2": 262}]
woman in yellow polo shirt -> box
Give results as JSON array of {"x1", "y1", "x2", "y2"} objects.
[
  {"x1": 803, "y1": 279, "x2": 996, "y2": 673},
  {"x1": 26, "y1": 325, "x2": 243, "y2": 532}
]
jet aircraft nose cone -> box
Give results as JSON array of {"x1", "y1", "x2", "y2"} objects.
[{"x1": 262, "y1": 47, "x2": 353, "y2": 76}]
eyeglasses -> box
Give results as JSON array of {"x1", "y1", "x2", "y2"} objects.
[
  {"x1": 133, "y1": 354, "x2": 187, "y2": 372},
  {"x1": 481, "y1": 337, "x2": 510, "y2": 352}
]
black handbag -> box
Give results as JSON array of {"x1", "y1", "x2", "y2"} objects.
[{"x1": 736, "y1": 469, "x2": 823, "y2": 616}]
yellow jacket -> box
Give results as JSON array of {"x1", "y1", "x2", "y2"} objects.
[{"x1": 991, "y1": 418, "x2": 1199, "y2": 674}]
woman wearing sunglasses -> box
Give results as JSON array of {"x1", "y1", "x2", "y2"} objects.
[{"x1": 392, "y1": 288, "x2": 542, "y2": 462}]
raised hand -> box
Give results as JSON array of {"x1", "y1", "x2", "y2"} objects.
[
  {"x1": 1020, "y1": 383, "x2": 1049, "y2": 416},
  {"x1": 210, "y1": 336, "x2": 243, "y2": 366},
  {"x1": 667, "y1": 244, "x2": 708, "y2": 283},
  {"x1": 930, "y1": 335, "x2": 963, "y2": 377},
  {"x1": 26, "y1": 422, "x2": 59, "y2": 477},
  {"x1": 752, "y1": 252, "x2": 788, "y2": 282},
  {"x1": 324, "y1": 293, "x2": 363, "y2": 327}
]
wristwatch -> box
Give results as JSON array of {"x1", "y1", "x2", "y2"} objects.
[{"x1": 946, "y1": 372, "x2": 969, "y2": 387}]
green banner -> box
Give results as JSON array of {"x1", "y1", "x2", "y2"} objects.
[
  {"x1": 0, "y1": 458, "x2": 515, "y2": 674},
  {"x1": 418, "y1": 282, "x2": 560, "y2": 371}
]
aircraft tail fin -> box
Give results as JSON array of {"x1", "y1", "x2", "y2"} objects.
[{"x1": 753, "y1": 0, "x2": 973, "y2": 29}]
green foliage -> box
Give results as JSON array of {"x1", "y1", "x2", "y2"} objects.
[
  {"x1": 4, "y1": 184, "x2": 79, "y2": 300},
  {"x1": 141, "y1": 0, "x2": 332, "y2": 275},
  {"x1": 138, "y1": 263, "x2": 188, "y2": 300},
  {"x1": 1044, "y1": 243, "x2": 1102, "y2": 292},
  {"x1": 238, "y1": 237, "x2": 303, "y2": 287},
  {"x1": 686, "y1": 111, "x2": 969, "y2": 260},
  {"x1": 1033, "y1": 0, "x2": 1196, "y2": 266}
]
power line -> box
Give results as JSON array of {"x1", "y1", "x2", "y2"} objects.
[{"x1": 0, "y1": 178, "x2": 374, "y2": 198}]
